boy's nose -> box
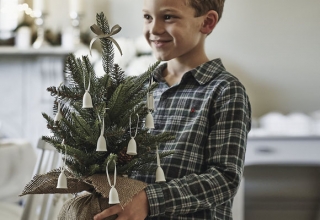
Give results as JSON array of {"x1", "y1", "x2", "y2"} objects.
[{"x1": 149, "y1": 20, "x2": 164, "y2": 35}]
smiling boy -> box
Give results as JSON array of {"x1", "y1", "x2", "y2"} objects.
[{"x1": 94, "y1": 0, "x2": 251, "y2": 219}]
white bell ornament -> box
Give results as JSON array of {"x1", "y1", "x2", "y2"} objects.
[
  {"x1": 82, "y1": 72, "x2": 93, "y2": 108},
  {"x1": 57, "y1": 170, "x2": 68, "y2": 188},
  {"x1": 109, "y1": 186, "x2": 120, "y2": 204},
  {"x1": 54, "y1": 83, "x2": 64, "y2": 123},
  {"x1": 82, "y1": 90, "x2": 93, "y2": 108},
  {"x1": 155, "y1": 166, "x2": 166, "y2": 183},
  {"x1": 145, "y1": 111, "x2": 154, "y2": 129},
  {"x1": 54, "y1": 102, "x2": 63, "y2": 122},
  {"x1": 145, "y1": 76, "x2": 155, "y2": 129},
  {"x1": 155, "y1": 145, "x2": 166, "y2": 183},
  {"x1": 57, "y1": 140, "x2": 68, "y2": 188},
  {"x1": 127, "y1": 113, "x2": 139, "y2": 155},
  {"x1": 106, "y1": 160, "x2": 120, "y2": 204},
  {"x1": 96, "y1": 117, "x2": 107, "y2": 151},
  {"x1": 147, "y1": 76, "x2": 155, "y2": 110},
  {"x1": 127, "y1": 137, "x2": 137, "y2": 155},
  {"x1": 96, "y1": 135, "x2": 107, "y2": 151},
  {"x1": 147, "y1": 92, "x2": 154, "y2": 110}
]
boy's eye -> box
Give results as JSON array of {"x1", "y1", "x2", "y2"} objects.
[
  {"x1": 144, "y1": 14, "x2": 152, "y2": 20},
  {"x1": 164, "y1": 15, "x2": 172, "y2": 20}
]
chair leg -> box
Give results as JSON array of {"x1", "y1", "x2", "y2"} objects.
[
  {"x1": 20, "y1": 195, "x2": 41, "y2": 220},
  {"x1": 232, "y1": 178, "x2": 245, "y2": 220}
]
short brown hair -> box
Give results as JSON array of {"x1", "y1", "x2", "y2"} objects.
[{"x1": 186, "y1": 0, "x2": 225, "y2": 21}]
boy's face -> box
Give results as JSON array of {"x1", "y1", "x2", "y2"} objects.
[{"x1": 143, "y1": 0, "x2": 206, "y2": 61}]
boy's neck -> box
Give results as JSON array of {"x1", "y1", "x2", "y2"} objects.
[{"x1": 163, "y1": 53, "x2": 209, "y2": 87}]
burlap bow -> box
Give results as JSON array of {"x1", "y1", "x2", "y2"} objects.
[{"x1": 89, "y1": 24, "x2": 123, "y2": 56}]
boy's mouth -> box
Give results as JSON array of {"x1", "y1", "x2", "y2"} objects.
[{"x1": 150, "y1": 40, "x2": 171, "y2": 48}]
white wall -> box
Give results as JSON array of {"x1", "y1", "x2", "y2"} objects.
[
  {"x1": 45, "y1": 0, "x2": 320, "y2": 117},
  {"x1": 208, "y1": 0, "x2": 320, "y2": 117},
  {"x1": 36, "y1": 0, "x2": 144, "y2": 38}
]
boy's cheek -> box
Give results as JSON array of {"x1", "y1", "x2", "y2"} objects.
[{"x1": 143, "y1": 31, "x2": 150, "y2": 44}]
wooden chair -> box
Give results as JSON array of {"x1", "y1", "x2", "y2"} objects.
[{"x1": 20, "y1": 139, "x2": 70, "y2": 220}]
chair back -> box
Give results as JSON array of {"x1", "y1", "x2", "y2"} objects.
[{"x1": 21, "y1": 139, "x2": 67, "y2": 220}]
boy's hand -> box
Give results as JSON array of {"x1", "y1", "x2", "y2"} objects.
[{"x1": 93, "y1": 190, "x2": 149, "y2": 220}]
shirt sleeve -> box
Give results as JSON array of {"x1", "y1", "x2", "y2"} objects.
[{"x1": 145, "y1": 79, "x2": 251, "y2": 217}]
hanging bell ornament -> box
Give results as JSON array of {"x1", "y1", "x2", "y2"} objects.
[
  {"x1": 156, "y1": 166, "x2": 166, "y2": 183},
  {"x1": 147, "y1": 92, "x2": 154, "y2": 110},
  {"x1": 96, "y1": 118, "x2": 107, "y2": 151},
  {"x1": 155, "y1": 145, "x2": 166, "y2": 183},
  {"x1": 57, "y1": 140, "x2": 68, "y2": 188},
  {"x1": 82, "y1": 90, "x2": 93, "y2": 108},
  {"x1": 145, "y1": 111, "x2": 154, "y2": 129},
  {"x1": 82, "y1": 72, "x2": 93, "y2": 108},
  {"x1": 145, "y1": 76, "x2": 155, "y2": 129},
  {"x1": 147, "y1": 76, "x2": 155, "y2": 110},
  {"x1": 106, "y1": 160, "x2": 120, "y2": 204},
  {"x1": 127, "y1": 137, "x2": 137, "y2": 155},
  {"x1": 54, "y1": 102, "x2": 63, "y2": 122},
  {"x1": 109, "y1": 186, "x2": 120, "y2": 204},
  {"x1": 96, "y1": 135, "x2": 107, "y2": 151},
  {"x1": 127, "y1": 113, "x2": 139, "y2": 155},
  {"x1": 57, "y1": 170, "x2": 68, "y2": 188}
]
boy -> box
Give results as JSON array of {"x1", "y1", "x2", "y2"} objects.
[{"x1": 94, "y1": 0, "x2": 251, "y2": 219}]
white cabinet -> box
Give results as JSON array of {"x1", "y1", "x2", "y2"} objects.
[
  {"x1": 244, "y1": 137, "x2": 320, "y2": 220},
  {"x1": 245, "y1": 137, "x2": 320, "y2": 166}
]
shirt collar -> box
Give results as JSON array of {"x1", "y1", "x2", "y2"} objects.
[{"x1": 152, "y1": 58, "x2": 226, "y2": 85}]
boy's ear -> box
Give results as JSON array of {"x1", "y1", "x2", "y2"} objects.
[{"x1": 200, "y1": 10, "x2": 219, "y2": 34}]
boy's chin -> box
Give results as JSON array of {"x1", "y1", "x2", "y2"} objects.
[
  {"x1": 153, "y1": 54, "x2": 171, "y2": 62},
  {"x1": 156, "y1": 57, "x2": 167, "y2": 62}
]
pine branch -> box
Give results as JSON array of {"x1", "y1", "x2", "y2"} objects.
[
  {"x1": 71, "y1": 113, "x2": 96, "y2": 142},
  {"x1": 96, "y1": 12, "x2": 114, "y2": 76},
  {"x1": 111, "y1": 64, "x2": 126, "y2": 87},
  {"x1": 65, "y1": 54, "x2": 85, "y2": 91}
]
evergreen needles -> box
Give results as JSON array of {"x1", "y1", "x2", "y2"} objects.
[{"x1": 43, "y1": 12, "x2": 174, "y2": 178}]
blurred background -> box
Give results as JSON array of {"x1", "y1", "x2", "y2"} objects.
[{"x1": 0, "y1": 0, "x2": 319, "y2": 220}]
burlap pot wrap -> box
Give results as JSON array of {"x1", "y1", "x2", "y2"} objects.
[
  {"x1": 20, "y1": 170, "x2": 93, "y2": 195},
  {"x1": 57, "y1": 193, "x2": 117, "y2": 220},
  {"x1": 21, "y1": 170, "x2": 148, "y2": 219}
]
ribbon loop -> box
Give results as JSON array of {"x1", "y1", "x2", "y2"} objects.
[
  {"x1": 89, "y1": 24, "x2": 123, "y2": 56},
  {"x1": 90, "y1": 24, "x2": 104, "y2": 35},
  {"x1": 106, "y1": 160, "x2": 117, "y2": 187},
  {"x1": 110, "y1": 24, "x2": 121, "y2": 35}
]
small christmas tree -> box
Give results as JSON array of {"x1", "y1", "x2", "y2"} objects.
[{"x1": 21, "y1": 12, "x2": 174, "y2": 220}]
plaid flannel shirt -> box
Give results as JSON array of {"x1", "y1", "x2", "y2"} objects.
[{"x1": 132, "y1": 59, "x2": 251, "y2": 220}]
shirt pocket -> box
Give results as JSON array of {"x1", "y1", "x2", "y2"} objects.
[{"x1": 167, "y1": 98, "x2": 203, "y2": 130}]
